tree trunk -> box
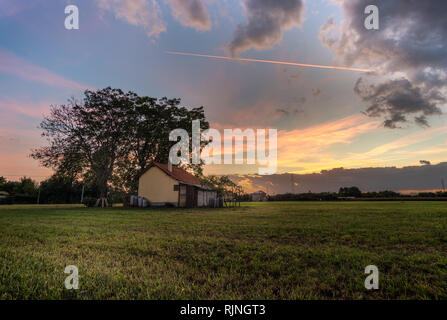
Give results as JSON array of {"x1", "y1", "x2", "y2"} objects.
[{"x1": 96, "y1": 171, "x2": 109, "y2": 207}]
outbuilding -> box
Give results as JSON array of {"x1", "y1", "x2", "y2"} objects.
[
  {"x1": 251, "y1": 190, "x2": 267, "y2": 202},
  {"x1": 138, "y1": 163, "x2": 218, "y2": 208}
]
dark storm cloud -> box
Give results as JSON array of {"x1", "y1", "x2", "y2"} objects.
[
  {"x1": 227, "y1": 0, "x2": 305, "y2": 56},
  {"x1": 320, "y1": 0, "x2": 447, "y2": 128},
  {"x1": 320, "y1": 0, "x2": 447, "y2": 74},
  {"x1": 355, "y1": 78, "x2": 444, "y2": 128},
  {"x1": 230, "y1": 162, "x2": 447, "y2": 194}
]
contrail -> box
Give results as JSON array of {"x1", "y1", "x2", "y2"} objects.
[{"x1": 166, "y1": 51, "x2": 375, "y2": 73}]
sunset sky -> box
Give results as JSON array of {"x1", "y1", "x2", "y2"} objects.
[{"x1": 1, "y1": 0, "x2": 446, "y2": 190}]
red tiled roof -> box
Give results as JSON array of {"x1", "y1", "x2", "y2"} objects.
[{"x1": 152, "y1": 163, "x2": 202, "y2": 185}]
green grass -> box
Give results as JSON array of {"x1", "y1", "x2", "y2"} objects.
[{"x1": 0, "y1": 201, "x2": 446, "y2": 299}]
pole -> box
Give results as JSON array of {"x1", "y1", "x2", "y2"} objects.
[
  {"x1": 37, "y1": 187, "x2": 41, "y2": 204},
  {"x1": 81, "y1": 185, "x2": 85, "y2": 203}
]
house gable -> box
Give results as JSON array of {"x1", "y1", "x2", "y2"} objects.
[{"x1": 138, "y1": 166, "x2": 179, "y2": 205}]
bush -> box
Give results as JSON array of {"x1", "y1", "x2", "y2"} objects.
[
  {"x1": 12, "y1": 195, "x2": 37, "y2": 204},
  {"x1": 82, "y1": 197, "x2": 97, "y2": 207},
  {"x1": 0, "y1": 197, "x2": 13, "y2": 205}
]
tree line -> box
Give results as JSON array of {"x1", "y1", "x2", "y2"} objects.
[
  {"x1": 267, "y1": 187, "x2": 447, "y2": 201},
  {"x1": 0, "y1": 175, "x2": 100, "y2": 204}
]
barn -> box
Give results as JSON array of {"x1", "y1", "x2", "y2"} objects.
[
  {"x1": 251, "y1": 190, "x2": 267, "y2": 202},
  {"x1": 138, "y1": 163, "x2": 218, "y2": 208}
]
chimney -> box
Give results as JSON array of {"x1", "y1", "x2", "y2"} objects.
[{"x1": 168, "y1": 159, "x2": 172, "y2": 172}]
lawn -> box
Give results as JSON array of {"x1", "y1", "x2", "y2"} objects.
[{"x1": 0, "y1": 202, "x2": 446, "y2": 299}]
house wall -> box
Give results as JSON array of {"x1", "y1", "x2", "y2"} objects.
[
  {"x1": 197, "y1": 190, "x2": 217, "y2": 207},
  {"x1": 138, "y1": 167, "x2": 178, "y2": 206},
  {"x1": 198, "y1": 190, "x2": 204, "y2": 207}
]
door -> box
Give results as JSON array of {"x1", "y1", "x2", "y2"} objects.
[
  {"x1": 179, "y1": 185, "x2": 187, "y2": 207},
  {"x1": 186, "y1": 185, "x2": 197, "y2": 208}
]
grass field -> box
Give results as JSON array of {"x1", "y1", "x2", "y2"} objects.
[{"x1": 0, "y1": 201, "x2": 446, "y2": 300}]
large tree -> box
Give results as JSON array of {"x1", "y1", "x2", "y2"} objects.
[{"x1": 32, "y1": 88, "x2": 140, "y2": 205}]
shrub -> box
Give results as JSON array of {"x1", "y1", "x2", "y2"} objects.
[{"x1": 12, "y1": 195, "x2": 37, "y2": 204}]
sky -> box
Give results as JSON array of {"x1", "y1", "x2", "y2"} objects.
[{"x1": 0, "y1": 0, "x2": 446, "y2": 193}]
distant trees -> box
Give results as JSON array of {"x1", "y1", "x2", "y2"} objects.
[
  {"x1": 0, "y1": 176, "x2": 37, "y2": 196},
  {"x1": 338, "y1": 186, "x2": 362, "y2": 197},
  {"x1": 268, "y1": 192, "x2": 339, "y2": 201},
  {"x1": 0, "y1": 177, "x2": 38, "y2": 203},
  {"x1": 0, "y1": 174, "x2": 116, "y2": 205},
  {"x1": 362, "y1": 190, "x2": 401, "y2": 198},
  {"x1": 38, "y1": 174, "x2": 83, "y2": 204},
  {"x1": 268, "y1": 187, "x2": 433, "y2": 201},
  {"x1": 31, "y1": 87, "x2": 209, "y2": 206}
]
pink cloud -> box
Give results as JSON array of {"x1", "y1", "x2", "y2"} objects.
[
  {"x1": 0, "y1": 127, "x2": 53, "y2": 182},
  {"x1": 0, "y1": 48, "x2": 90, "y2": 90},
  {"x1": 97, "y1": 0, "x2": 166, "y2": 38},
  {"x1": 166, "y1": 0, "x2": 212, "y2": 31},
  {"x1": 0, "y1": 98, "x2": 51, "y2": 119},
  {"x1": 0, "y1": 0, "x2": 41, "y2": 17}
]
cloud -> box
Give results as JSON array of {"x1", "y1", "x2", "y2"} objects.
[
  {"x1": 166, "y1": 0, "x2": 211, "y2": 31},
  {"x1": 227, "y1": 0, "x2": 305, "y2": 56},
  {"x1": 355, "y1": 78, "x2": 444, "y2": 128},
  {"x1": 0, "y1": 99, "x2": 51, "y2": 119},
  {"x1": 275, "y1": 107, "x2": 303, "y2": 117},
  {"x1": 319, "y1": 1, "x2": 447, "y2": 75},
  {"x1": 277, "y1": 114, "x2": 379, "y2": 170},
  {"x1": 319, "y1": 0, "x2": 447, "y2": 127},
  {"x1": 205, "y1": 115, "x2": 447, "y2": 178},
  {"x1": 0, "y1": 0, "x2": 41, "y2": 17},
  {"x1": 229, "y1": 162, "x2": 447, "y2": 194},
  {"x1": 354, "y1": 125, "x2": 447, "y2": 160},
  {"x1": 312, "y1": 88, "x2": 321, "y2": 97},
  {"x1": 97, "y1": 0, "x2": 166, "y2": 38},
  {"x1": 0, "y1": 48, "x2": 89, "y2": 90},
  {"x1": 202, "y1": 113, "x2": 381, "y2": 176}
]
